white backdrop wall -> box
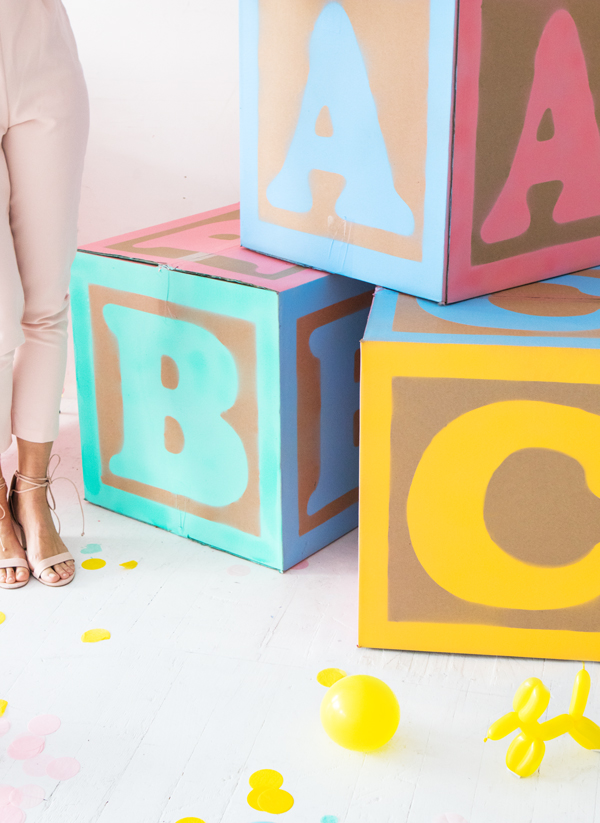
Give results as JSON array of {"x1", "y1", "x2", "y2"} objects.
[{"x1": 63, "y1": 0, "x2": 240, "y2": 244}]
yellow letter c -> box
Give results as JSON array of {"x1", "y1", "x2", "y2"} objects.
[{"x1": 406, "y1": 400, "x2": 600, "y2": 610}]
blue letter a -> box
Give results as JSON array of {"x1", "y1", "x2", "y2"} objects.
[{"x1": 267, "y1": 2, "x2": 414, "y2": 237}]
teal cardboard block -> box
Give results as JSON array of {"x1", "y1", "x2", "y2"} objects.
[
  {"x1": 241, "y1": 0, "x2": 600, "y2": 303},
  {"x1": 72, "y1": 204, "x2": 373, "y2": 571}
]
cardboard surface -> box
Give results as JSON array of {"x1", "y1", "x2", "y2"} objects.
[
  {"x1": 80, "y1": 203, "x2": 327, "y2": 293},
  {"x1": 242, "y1": 0, "x2": 600, "y2": 302},
  {"x1": 72, "y1": 207, "x2": 373, "y2": 570},
  {"x1": 359, "y1": 286, "x2": 600, "y2": 659},
  {"x1": 364, "y1": 269, "x2": 600, "y2": 346},
  {"x1": 449, "y1": 0, "x2": 600, "y2": 301},
  {"x1": 278, "y1": 276, "x2": 373, "y2": 568},
  {"x1": 240, "y1": 0, "x2": 456, "y2": 301}
]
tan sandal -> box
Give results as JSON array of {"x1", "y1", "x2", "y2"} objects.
[
  {"x1": 0, "y1": 479, "x2": 29, "y2": 589},
  {"x1": 9, "y1": 457, "x2": 84, "y2": 588}
]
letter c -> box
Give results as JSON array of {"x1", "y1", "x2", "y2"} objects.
[{"x1": 406, "y1": 400, "x2": 600, "y2": 610}]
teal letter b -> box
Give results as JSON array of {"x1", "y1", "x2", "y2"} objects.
[{"x1": 103, "y1": 305, "x2": 248, "y2": 507}]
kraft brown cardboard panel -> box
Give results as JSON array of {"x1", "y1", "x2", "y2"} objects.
[{"x1": 388, "y1": 375, "x2": 600, "y2": 632}]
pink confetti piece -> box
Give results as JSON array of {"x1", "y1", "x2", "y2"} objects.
[
  {"x1": 290, "y1": 559, "x2": 309, "y2": 570},
  {"x1": 46, "y1": 757, "x2": 80, "y2": 781},
  {"x1": 7, "y1": 736, "x2": 45, "y2": 761},
  {"x1": 227, "y1": 565, "x2": 251, "y2": 576},
  {"x1": 22, "y1": 754, "x2": 52, "y2": 778},
  {"x1": 18, "y1": 785, "x2": 44, "y2": 810},
  {"x1": 0, "y1": 720, "x2": 11, "y2": 737},
  {"x1": 0, "y1": 807, "x2": 24, "y2": 823},
  {"x1": 6, "y1": 792, "x2": 20, "y2": 809},
  {"x1": 0, "y1": 787, "x2": 12, "y2": 807},
  {"x1": 27, "y1": 715, "x2": 60, "y2": 736}
]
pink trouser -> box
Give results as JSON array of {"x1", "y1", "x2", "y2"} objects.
[{"x1": 0, "y1": 0, "x2": 88, "y2": 454}]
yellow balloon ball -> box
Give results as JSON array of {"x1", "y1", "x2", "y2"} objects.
[{"x1": 320, "y1": 674, "x2": 400, "y2": 752}]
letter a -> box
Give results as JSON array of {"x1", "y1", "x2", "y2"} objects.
[
  {"x1": 267, "y1": 2, "x2": 414, "y2": 236},
  {"x1": 481, "y1": 10, "x2": 600, "y2": 245}
]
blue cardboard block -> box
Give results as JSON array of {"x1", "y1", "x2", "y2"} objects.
[
  {"x1": 240, "y1": 0, "x2": 455, "y2": 302},
  {"x1": 71, "y1": 204, "x2": 372, "y2": 571},
  {"x1": 241, "y1": 0, "x2": 600, "y2": 303}
]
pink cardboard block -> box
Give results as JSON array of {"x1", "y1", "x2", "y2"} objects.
[{"x1": 81, "y1": 203, "x2": 328, "y2": 293}]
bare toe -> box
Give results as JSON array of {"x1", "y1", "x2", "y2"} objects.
[
  {"x1": 15, "y1": 567, "x2": 29, "y2": 583},
  {"x1": 5, "y1": 568, "x2": 15, "y2": 584},
  {"x1": 54, "y1": 562, "x2": 73, "y2": 579},
  {"x1": 0, "y1": 570, "x2": 6, "y2": 584},
  {"x1": 40, "y1": 567, "x2": 60, "y2": 584}
]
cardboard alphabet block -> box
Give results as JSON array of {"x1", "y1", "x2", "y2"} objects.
[
  {"x1": 71, "y1": 204, "x2": 372, "y2": 570},
  {"x1": 241, "y1": 0, "x2": 600, "y2": 302},
  {"x1": 359, "y1": 269, "x2": 600, "y2": 659}
]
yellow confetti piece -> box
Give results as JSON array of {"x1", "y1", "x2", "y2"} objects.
[
  {"x1": 175, "y1": 819, "x2": 206, "y2": 823},
  {"x1": 317, "y1": 668, "x2": 347, "y2": 687},
  {"x1": 258, "y1": 788, "x2": 294, "y2": 814},
  {"x1": 0, "y1": 700, "x2": 7, "y2": 717},
  {"x1": 247, "y1": 789, "x2": 264, "y2": 811},
  {"x1": 81, "y1": 629, "x2": 111, "y2": 643},
  {"x1": 81, "y1": 558, "x2": 106, "y2": 571},
  {"x1": 0, "y1": 613, "x2": 5, "y2": 625},
  {"x1": 249, "y1": 769, "x2": 284, "y2": 791},
  {"x1": 120, "y1": 561, "x2": 138, "y2": 569}
]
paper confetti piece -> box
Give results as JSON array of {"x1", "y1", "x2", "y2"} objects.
[
  {"x1": 0, "y1": 806, "x2": 25, "y2": 823},
  {"x1": 247, "y1": 790, "x2": 263, "y2": 811},
  {"x1": 81, "y1": 629, "x2": 110, "y2": 643},
  {"x1": 6, "y1": 788, "x2": 21, "y2": 807},
  {"x1": 46, "y1": 757, "x2": 80, "y2": 781},
  {"x1": 81, "y1": 544, "x2": 102, "y2": 554},
  {"x1": 0, "y1": 701, "x2": 7, "y2": 718},
  {"x1": 228, "y1": 565, "x2": 251, "y2": 577},
  {"x1": 258, "y1": 788, "x2": 294, "y2": 814},
  {"x1": 175, "y1": 819, "x2": 206, "y2": 823},
  {"x1": 291, "y1": 559, "x2": 309, "y2": 570},
  {"x1": 317, "y1": 668, "x2": 347, "y2": 687},
  {"x1": 0, "y1": 786, "x2": 12, "y2": 805},
  {"x1": 119, "y1": 561, "x2": 137, "y2": 569},
  {"x1": 7, "y1": 735, "x2": 45, "y2": 760},
  {"x1": 0, "y1": 613, "x2": 5, "y2": 625},
  {"x1": 321, "y1": 817, "x2": 339, "y2": 823},
  {"x1": 22, "y1": 754, "x2": 52, "y2": 777},
  {"x1": 81, "y1": 558, "x2": 106, "y2": 571},
  {"x1": 28, "y1": 715, "x2": 61, "y2": 736},
  {"x1": 249, "y1": 769, "x2": 284, "y2": 791},
  {"x1": 0, "y1": 720, "x2": 10, "y2": 736},
  {"x1": 17, "y1": 785, "x2": 44, "y2": 809}
]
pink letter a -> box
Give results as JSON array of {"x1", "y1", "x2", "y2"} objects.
[{"x1": 481, "y1": 10, "x2": 600, "y2": 245}]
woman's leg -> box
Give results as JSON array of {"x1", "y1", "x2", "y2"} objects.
[
  {"x1": 3, "y1": 0, "x2": 89, "y2": 584},
  {"x1": 0, "y1": 351, "x2": 29, "y2": 586},
  {"x1": 13, "y1": 440, "x2": 73, "y2": 583}
]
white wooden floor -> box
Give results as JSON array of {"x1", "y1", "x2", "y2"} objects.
[{"x1": 0, "y1": 354, "x2": 598, "y2": 823}]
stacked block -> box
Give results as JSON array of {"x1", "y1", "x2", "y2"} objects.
[
  {"x1": 359, "y1": 270, "x2": 600, "y2": 661},
  {"x1": 71, "y1": 204, "x2": 373, "y2": 571},
  {"x1": 240, "y1": 0, "x2": 600, "y2": 302}
]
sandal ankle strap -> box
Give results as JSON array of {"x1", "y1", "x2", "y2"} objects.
[{"x1": 12, "y1": 456, "x2": 85, "y2": 537}]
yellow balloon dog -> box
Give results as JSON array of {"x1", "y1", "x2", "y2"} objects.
[{"x1": 485, "y1": 665, "x2": 600, "y2": 777}]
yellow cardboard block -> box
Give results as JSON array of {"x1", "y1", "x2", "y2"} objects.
[{"x1": 359, "y1": 273, "x2": 600, "y2": 660}]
